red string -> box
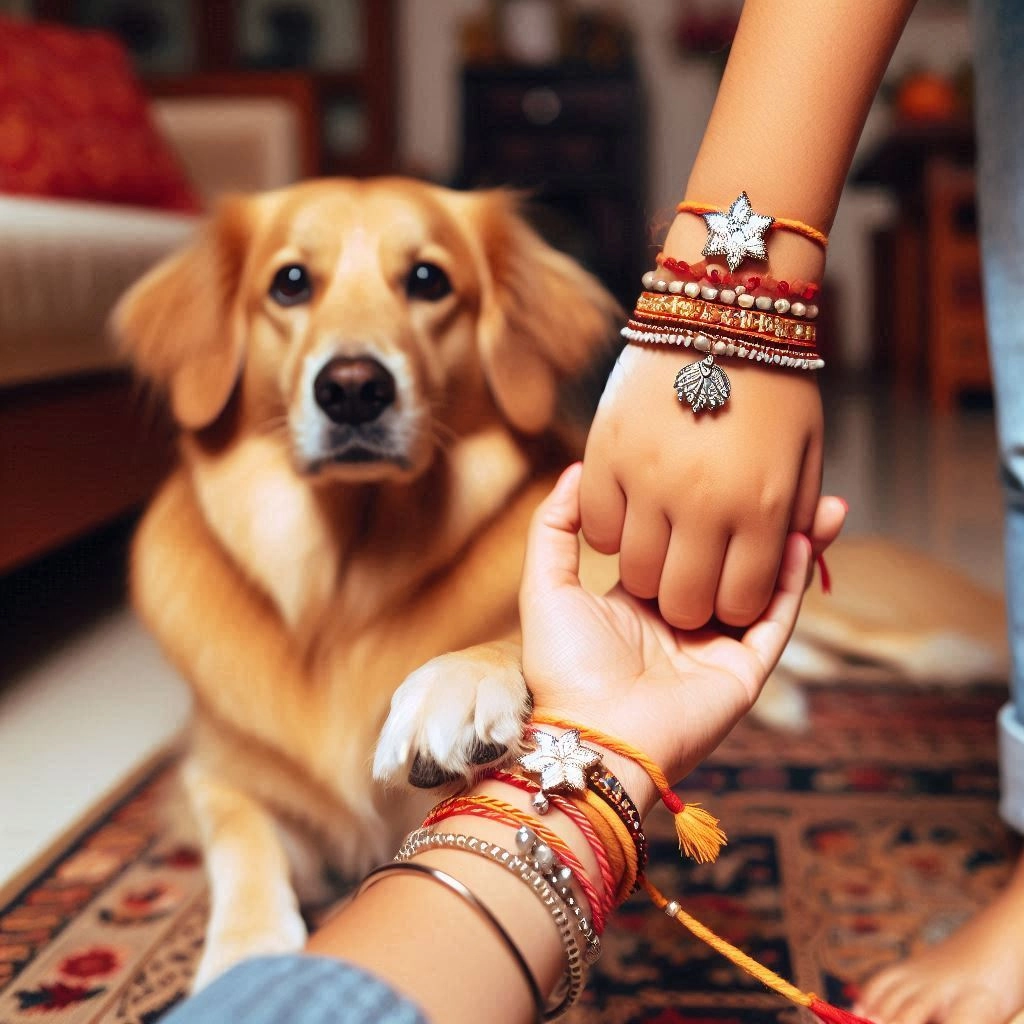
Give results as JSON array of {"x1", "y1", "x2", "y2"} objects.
[{"x1": 817, "y1": 553, "x2": 832, "y2": 595}]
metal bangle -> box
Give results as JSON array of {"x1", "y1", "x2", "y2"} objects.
[
  {"x1": 358, "y1": 861, "x2": 545, "y2": 1023},
  {"x1": 397, "y1": 828, "x2": 585, "y2": 1019}
]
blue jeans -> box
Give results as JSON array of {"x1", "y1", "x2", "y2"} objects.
[
  {"x1": 162, "y1": 956, "x2": 428, "y2": 1024},
  {"x1": 972, "y1": 0, "x2": 1024, "y2": 830}
]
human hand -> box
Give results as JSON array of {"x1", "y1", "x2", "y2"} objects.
[
  {"x1": 520, "y1": 462, "x2": 844, "y2": 813},
  {"x1": 580, "y1": 344, "x2": 824, "y2": 630}
]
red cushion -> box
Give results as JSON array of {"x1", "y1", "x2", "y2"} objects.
[{"x1": 0, "y1": 17, "x2": 201, "y2": 212}]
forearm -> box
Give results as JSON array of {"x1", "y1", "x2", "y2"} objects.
[
  {"x1": 306, "y1": 753, "x2": 655, "y2": 1024},
  {"x1": 665, "y1": 0, "x2": 918, "y2": 281}
]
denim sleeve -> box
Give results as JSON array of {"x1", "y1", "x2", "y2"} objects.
[{"x1": 162, "y1": 956, "x2": 430, "y2": 1024}]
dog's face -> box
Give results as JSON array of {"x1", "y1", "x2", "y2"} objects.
[{"x1": 115, "y1": 178, "x2": 619, "y2": 484}]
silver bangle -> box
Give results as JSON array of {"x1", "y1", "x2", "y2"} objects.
[
  {"x1": 358, "y1": 861, "x2": 545, "y2": 1023},
  {"x1": 398, "y1": 828, "x2": 585, "y2": 1019}
]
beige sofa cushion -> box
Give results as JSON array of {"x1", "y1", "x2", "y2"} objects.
[{"x1": 0, "y1": 197, "x2": 197, "y2": 387}]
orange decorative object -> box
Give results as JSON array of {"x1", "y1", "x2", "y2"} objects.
[
  {"x1": 0, "y1": 16, "x2": 200, "y2": 212},
  {"x1": 895, "y1": 71, "x2": 960, "y2": 122}
]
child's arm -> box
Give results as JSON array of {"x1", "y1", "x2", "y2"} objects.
[{"x1": 581, "y1": 0, "x2": 918, "y2": 629}]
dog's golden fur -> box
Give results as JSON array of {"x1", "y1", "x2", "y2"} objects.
[{"x1": 117, "y1": 178, "x2": 620, "y2": 985}]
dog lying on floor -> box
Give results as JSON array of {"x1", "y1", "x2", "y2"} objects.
[
  {"x1": 116, "y1": 177, "x2": 620, "y2": 988},
  {"x1": 757, "y1": 536, "x2": 1010, "y2": 730}
]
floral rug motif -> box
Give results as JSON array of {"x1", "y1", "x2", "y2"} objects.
[{"x1": 0, "y1": 684, "x2": 1011, "y2": 1024}]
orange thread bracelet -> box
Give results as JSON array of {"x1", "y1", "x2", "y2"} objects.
[
  {"x1": 490, "y1": 769, "x2": 618, "y2": 921},
  {"x1": 677, "y1": 199, "x2": 829, "y2": 251},
  {"x1": 423, "y1": 793, "x2": 607, "y2": 934},
  {"x1": 527, "y1": 716, "x2": 726, "y2": 865},
  {"x1": 524, "y1": 718, "x2": 874, "y2": 1023}
]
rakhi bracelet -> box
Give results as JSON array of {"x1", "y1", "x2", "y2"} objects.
[
  {"x1": 422, "y1": 793, "x2": 606, "y2": 937},
  {"x1": 576, "y1": 788, "x2": 640, "y2": 904},
  {"x1": 522, "y1": 719, "x2": 726, "y2": 865},
  {"x1": 624, "y1": 292, "x2": 824, "y2": 413},
  {"x1": 634, "y1": 291, "x2": 818, "y2": 345},
  {"x1": 622, "y1": 321, "x2": 825, "y2": 372},
  {"x1": 518, "y1": 720, "x2": 872, "y2": 1024},
  {"x1": 677, "y1": 191, "x2": 829, "y2": 271},
  {"x1": 490, "y1": 769, "x2": 619, "y2": 921},
  {"x1": 397, "y1": 828, "x2": 586, "y2": 1019},
  {"x1": 358, "y1": 861, "x2": 545, "y2": 1023},
  {"x1": 649, "y1": 258, "x2": 821, "y2": 312},
  {"x1": 491, "y1": 765, "x2": 648, "y2": 900},
  {"x1": 587, "y1": 767, "x2": 649, "y2": 879}
]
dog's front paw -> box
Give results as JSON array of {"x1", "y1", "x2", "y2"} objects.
[
  {"x1": 373, "y1": 641, "x2": 529, "y2": 789},
  {"x1": 192, "y1": 902, "x2": 307, "y2": 992}
]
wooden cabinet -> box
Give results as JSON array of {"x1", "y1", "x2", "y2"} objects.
[
  {"x1": 458, "y1": 64, "x2": 648, "y2": 306},
  {"x1": 33, "y1": 0, "x2": 395, "y2": 175}
]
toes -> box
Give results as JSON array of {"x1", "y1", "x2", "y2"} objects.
[{"x1": 373, "y1": 649, "x2": 529, "y2": 789}]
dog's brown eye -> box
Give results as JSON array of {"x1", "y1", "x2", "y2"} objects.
[
  {"x1": 406, "y1": 262, "x2": 451, "y2": 301},
  {"x1": 269, "y1": 264, "x2": 312, "y2": 306}
]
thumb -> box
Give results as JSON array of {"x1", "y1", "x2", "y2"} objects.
[{"x1": 520, "y1": 462, "x2": 584, "y2": 609}]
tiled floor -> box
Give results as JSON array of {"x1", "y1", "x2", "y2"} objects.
[{"x1": 0, "y1": 382, "x2": 1007, "y2": 888}]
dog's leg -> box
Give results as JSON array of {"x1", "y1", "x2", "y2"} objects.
[
  {"x1": 373, "y1": 639, "x2": 530, "y2": 789},
  {"x1": 185, "y1": 762, "x2": 307, "y2": 991}
]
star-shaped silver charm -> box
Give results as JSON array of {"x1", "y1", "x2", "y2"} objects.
[
  {"x1": 518, "y1": 729, "x2": 602, "y2": 795},
  {"x1": 701, "y1": 192, "x2": 774, "y2": 272}
]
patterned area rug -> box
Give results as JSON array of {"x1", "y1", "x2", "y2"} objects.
[{"x1": 0, "y1": 684, "x2": 1012, "y2": 1024}]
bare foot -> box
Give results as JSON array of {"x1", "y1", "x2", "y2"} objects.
[{"x1": 854, "y1": 855, "x2": 1024, "y2": 1024}]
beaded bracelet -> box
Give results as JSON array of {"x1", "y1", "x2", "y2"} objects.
[
  {"x1": 422, "y1": 793, "x2": 606, "y2": 939},
  {"x1": 587, "y1": 767, "x2": 649, "y2": 877},
  {"x1": 650, "y1": 258, "x2": 821, "y2": 314},
  {"x1": 490, "y1": 769, "x2": 619, "y2": 920},
  {"x1": 623, "y1": 291, "x2": 824, "y2": 412},
  {"x1": 397, "y1": 828, "x2": 586, "y2": 1019},
  {"x1": 517, "y1": 719, "x2": 871, "y2": 1024}
]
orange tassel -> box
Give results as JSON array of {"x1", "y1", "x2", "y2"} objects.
[
  {"x1": 666, "y1": 796, "x2": 726, "y2": 864},
  {"x1": 530, "y1": 715, "x2": 728, "y2": 863}
]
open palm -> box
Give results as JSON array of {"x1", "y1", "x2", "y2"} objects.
[{"x1": 520, "y1": 463, "x2": 845, "y2": 800}]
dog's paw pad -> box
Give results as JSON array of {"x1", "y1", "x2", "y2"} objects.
[{"x1": 408, "y1": 753, "x2": 462, "y2": 789}]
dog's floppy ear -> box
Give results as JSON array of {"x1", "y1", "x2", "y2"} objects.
[
  {"x1": 468, "y1": 191, "x2": 622, "y2": 435},
  {"x1": 111, "y1": 196, "x2": 252, "y2": 430}
]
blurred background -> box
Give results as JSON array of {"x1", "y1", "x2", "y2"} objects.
[{"x1": 0, "y1": 0, "x2": 997, "y2": 904}]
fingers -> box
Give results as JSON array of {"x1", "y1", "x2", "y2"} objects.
[
  {"x1": 714, "y1": 531, "x2": 785, "y2": 626},
  {"x1": 808, "y1": 495, "x2": 847, "y2": 558},
  {"x1": 618, "y1": 508, "x2": 671, "y2": 600},
  {"x1": 741, "y1": 532, "x2": 812, "y2": 677},
  {"x1": 657, "y1": 527, "x2": 728, "y2": 630},
  {"x1": 520, "y1": 462, "x2": 584, "y2": 606},
  {"x1": 789, "y1": 423, "x2": 824, "y2": 535},
  {"x1": 805, "y1": 495, "x2": 848, "y2": 590},
  {"x1": 579, "y1": 450, "x2": 626, "y2": 555}
]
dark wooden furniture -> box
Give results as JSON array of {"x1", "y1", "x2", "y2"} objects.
[
  {"x1": 854, "y1": 118, "x2": 986, "y2": 409},
  {"x1": 458, "y1": 64, "x2": 648, "y2": 307},
  {"x1": 33, "y1": 0, "x2": 395, "y2": 175},
  {"x1": 0, "y1": 373, "x2": 175, "y2": 574}
]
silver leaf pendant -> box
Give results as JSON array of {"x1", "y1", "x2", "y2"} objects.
[{"x1": 674, "y1": 354, "x2": 731, "y2": 413}]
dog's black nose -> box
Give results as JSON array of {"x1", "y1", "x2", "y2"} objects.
[{"x1": 313, "y1": 357, "x2": 396, "y2": 425}]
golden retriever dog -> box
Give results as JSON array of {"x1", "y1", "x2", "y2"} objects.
[
  {"x1": 758, "y1": 537, "x2": 1009, "y2": 730},
  {"x1": 116, "y1": 177, "x2": 620, "y2": 988}
]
